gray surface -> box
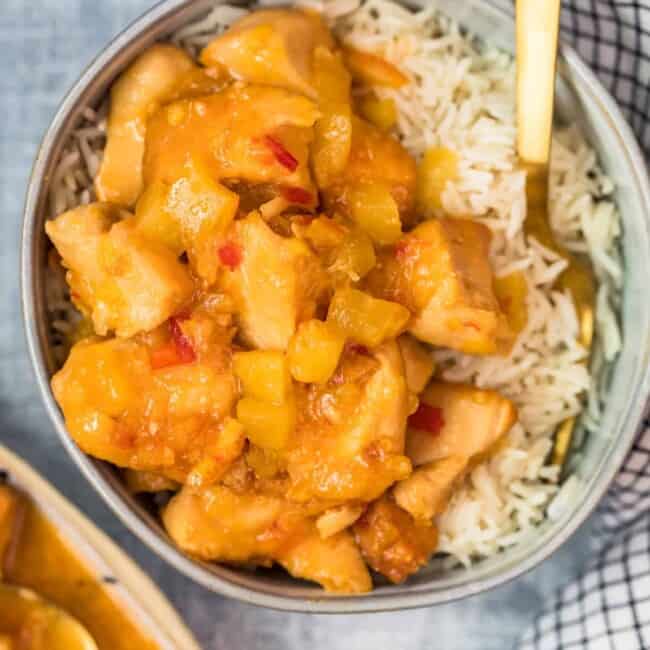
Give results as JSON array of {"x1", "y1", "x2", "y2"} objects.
[{"x1": 1, "y1": 1, "x2": 595, "y2": 648}]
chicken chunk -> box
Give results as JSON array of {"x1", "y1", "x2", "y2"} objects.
[
  {"x1": 51, "y1": 320, "x2": 239, "y2": 483},
  {"x1": 199, "y1": 9, "x2": 333, "y2": 98},
  {"x1": 143, "y1": 84, "x2": 319, "y2": 196},
  {"x1": 0, "y1": 486, "x2": 26, "y2": 577},
  {"x1": 134, "y1": 158, "x2": 239, "y2": 285},
  {"x1": 162, "y1": 484, "x2": 371, "y2": 593},
  {"x1": 45, "y1": 204, "x2": 194, "y2": 338},
  {"x1": 316, "y1": 503, "x2": 365, "y2": 538},
  {"x1": 323, "y1": 116, "x2": 416, "y2": 220},
  {"x1": 162, "y1": 484, "x2": 291, "y2": 562},
  {"x1": 219, "y1": 212, "x2": 330, "y2": 350},
  {"x1": 393, "y1": 456, "x2": 468, "y2": 521},
  {"x1": 311, "y1": 46, "x2": 353, "y2": 188},
  {"x1": 405, "y1": 382, "x2": 517, "y2": 467},
  {"x1": 287, "y1": 341, "x2": 412, "y2": 503},
  {"x1": 278, "y1": 526, "x2": 371, "y2": 594},
  {"x1": 353, "y1": 496, "x2": 439, "y2": 584},
  {"x1": 95, "y1": 44, "x2": 222, "y2": 207},
  {"x1": 397, "y1": 334, "x2": 435, "y2": 395},
  {"x1": 367, "y1": 218, "x2": 507, "y2": 355}
]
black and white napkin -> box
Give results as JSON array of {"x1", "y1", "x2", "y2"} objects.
[{"x1": 519, "y1": 2, "x2": 650, "y2": 647}]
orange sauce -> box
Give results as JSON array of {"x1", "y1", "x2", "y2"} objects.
[{"x1": 3, "y1": 494, "x2": 158, "y2": 650}]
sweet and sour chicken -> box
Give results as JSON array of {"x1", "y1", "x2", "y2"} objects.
[{"x1": 48, "y1": 7, "x2": 522, "y2": 593}]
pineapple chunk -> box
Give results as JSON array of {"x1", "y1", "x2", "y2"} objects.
[
  {"x1": 296, "y1": 217, "x2": 376, "y2": 282},
  {"x1": 220, "y1": 212, "x2": 329, "y2": 350},
  {"x1": 393, "y1": 455, "x2": 468, "y2": 521},
  {"x1": 133, "y1": 180, "x2": 184, "y2": 254},
  {"x1": 324, "y1": 116, "x2": 416, "y2": 222},
  {"x1": 236, "y1": 397, "x2": 295, "y2": 450},
  {"x1": 397, "y1": 334, "x2": 435, "y2": 394},
  {"x1": 353, "y1": 496, "x2": 438, "y2": 584},
  {"x1": 388, "y1": 218, "x2": 504, "y2": 355},
  {"x1": 330, "y1": 228, "x2": 377, "y2": 282},
  {"x1": 46, "y1": 203, "x2": 193, "y2": 338},
  {"x1": 415, "y1": 146, "x2": 458, "y2": 216},
  {"x1": 288, "y1": 319, "x2": 345, "y2": 383},
  {"x1": 199, "y1": 9, "x2": 333, "y2": 97},
  {"x1": 298, "y1": 215, "x2": 347, "y2": 251},
  {"x1": 405, "y1": 382, "x2": 517, "y2": 466},
  {"x1": 312, "y1": 46, "x2": 352, "y2": 187},
  {"x1": 359, "y1": 96, "x2": 397, "y2": 131},
  {"x1": 342, "y1": 47, "x2": 408, "y2": 88},
  {"x1": 135, "y1": 159, "x2": 239, "y2": 284},
  {"x1": 95, "y1": 44, "x2": 220, "y2": 207},
  {"x1": 233, "y1": 350, "x2": 292, "y2": 404},
  {"x1": 327, "y1": 288, "x2": 410, "y2": 347},
  {"x1": 494, "y1": 271, "x2": 528, "y2": 353},
  {"x1": 348, "y1": 181, "x2": 402, "y2": 245}
]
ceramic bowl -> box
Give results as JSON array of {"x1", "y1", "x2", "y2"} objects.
[{"x1": 21, "y1": 0, "x2": 650, "y2": 612}]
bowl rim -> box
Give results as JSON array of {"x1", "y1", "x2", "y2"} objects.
[{"x1": 21, "y1": 0, "x2": 650, "y2": 613}]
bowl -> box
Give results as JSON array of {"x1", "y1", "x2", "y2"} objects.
[
  {"x1": 0, "y1": 444, "x2": 201, "y2": 648},
  {"x1": 21, "y1": 0, "x2": 650, "y2": 612}
]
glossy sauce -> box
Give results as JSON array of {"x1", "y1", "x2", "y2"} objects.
[{"x1": 3, "y1": 497, "x2": 158, "y2": 650}]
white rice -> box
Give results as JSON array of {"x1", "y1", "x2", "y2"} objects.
[{"x1": 46, "y1": 0, "x2": 622, "y2": 569}]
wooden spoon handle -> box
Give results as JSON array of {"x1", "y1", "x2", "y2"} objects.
[{"x1": 516, "y1": 0, "x2": 561, "y2": 165}]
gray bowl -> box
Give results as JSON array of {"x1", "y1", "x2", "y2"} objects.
[{"x1": 21, "y1": 0, "x2": 650, "y2": 612}]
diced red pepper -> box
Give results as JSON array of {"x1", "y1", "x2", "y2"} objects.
[
  {"x1": 264, "y1": 136, "x2": 298, "y2": 172},
  {"x1": 151, "y1": 314, "x2": 196, "y2": 369},
  {"x1": 170, "y1": 316, "x2": 196, "y2": 363},
  {"x1": 218, "y1": 242, "x2": 243, "y2": 270},
  {"x1": 281, "y1": 186, "x2": 314, "y2": 205},
  {"x1": 408, "y1": 403, "x2": 445, "y2": 435}
]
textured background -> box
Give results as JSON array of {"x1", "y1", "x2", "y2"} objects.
[{"x1": 0, "y1": 1, "x2": 596, "y2": 648}]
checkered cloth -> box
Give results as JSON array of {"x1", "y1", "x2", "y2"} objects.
[{"x1": 519, "y1": 3, "x2": 650, "y2": 647}]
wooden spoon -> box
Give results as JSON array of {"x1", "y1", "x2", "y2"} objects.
[
  {"x1": 516, "y1": 0, "x2": 595, "y2": 466},
  {"x1": 0, "y1": 584, "x2": 98, "y2": 650}
]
